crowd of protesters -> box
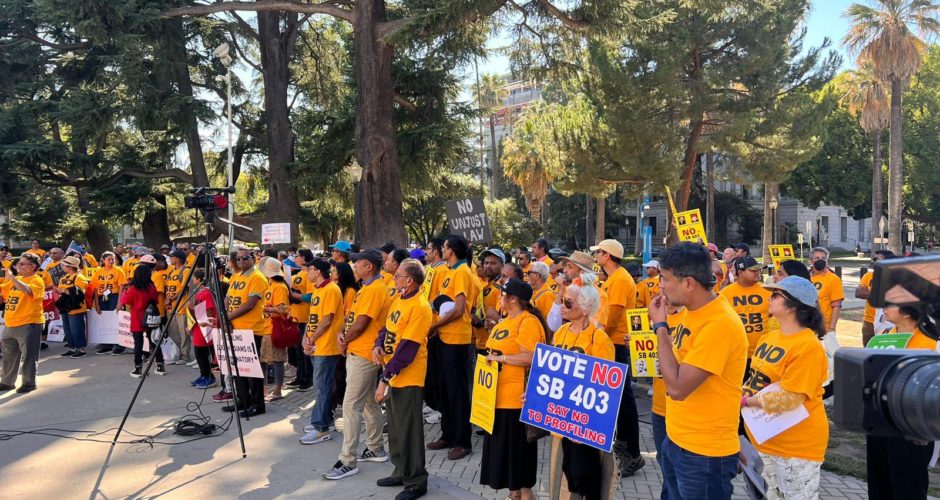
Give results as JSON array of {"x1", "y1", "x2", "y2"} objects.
[{"x1": 0, "y1": 235, "x2": 935, "y2": 500}]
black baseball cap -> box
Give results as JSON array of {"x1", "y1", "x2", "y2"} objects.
[
  {"x1": 500, "y1": 278, "x2": 533, "y2": 303},
  {"x1": 734, "y1": 256, "x2": 762, "y2": 271},
  {"x1": 733, "y1": 243, "x2": 751, "y2": 254},
  {"x1": 170, "y1": 250, "x2": 187, "y2": 261},
  {"x1": 380, "y1": 242, "x2": 396, "y2": 254},
  {"x1": 351, "y1": 248, "x2": 383, "y2": 270}
]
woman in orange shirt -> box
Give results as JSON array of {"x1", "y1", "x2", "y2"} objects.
[
  {"x1": 260, "y1": 258, "x2": 290, "y2": 401},
  {"x1": 480, "y1": 279, "x2": 547, "y2": 500},
  {"x1": 742, "y1": 277, "x2": 828, "y2": 500}
]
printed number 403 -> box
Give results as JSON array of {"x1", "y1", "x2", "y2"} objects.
[{"x1": 569, "y1": 385, "x2": 609, "y2": 414}]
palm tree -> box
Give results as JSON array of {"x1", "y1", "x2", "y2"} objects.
[
  {"x1": 841, "y1": 61, "x2": 890, "y2": 250},
  {"x1": 844, "y1": 0, "x2": 940, "y2": 254},
  {"x1": 500, "y1": 119, "x2": 553, "y2": 223},
  {"x1": 473, "y1": 73, "x2": 509, "y2": 198}
]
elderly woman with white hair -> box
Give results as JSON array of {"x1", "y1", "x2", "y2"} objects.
[
  {"x1": 550, "y1": 282, "x2": 616, "y2": 499},
  {"x1": 525, "y1": 261, "x2": 555, "y2": 320}
]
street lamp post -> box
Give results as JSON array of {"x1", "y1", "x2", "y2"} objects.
[
  {"x1": 346, "y1": 159, "x2": 363, "y2": 244},
  {"x1": 769, "y1": 195, "x2": 778, "y2": 245},
  {"x1": 214, "y1": 43, "x2": 235, "y2": 250}
]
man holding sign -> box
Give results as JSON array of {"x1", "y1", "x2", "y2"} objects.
[{"x1": 651, "y1": 242, "x2": 747, "y2": 500}]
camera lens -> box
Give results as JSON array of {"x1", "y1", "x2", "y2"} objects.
[{"x1": 879, "y1": 356, "x2": 940, "y2": 441}]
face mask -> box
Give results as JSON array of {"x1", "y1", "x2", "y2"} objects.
[{"x1": 813, "y1": 259, "x2": 827, "y2": 271}]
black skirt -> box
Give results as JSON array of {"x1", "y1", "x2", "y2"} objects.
[
  {"x1": 480, "y1": 408, "x2": 538, "y2": 491},
  {"x1": 562, "y1": 438, "x2": 603, "y2": 499}
]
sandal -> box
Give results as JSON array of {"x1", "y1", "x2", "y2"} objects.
[{"x1": 265, "y1": 394, "x2": 283, "y2": 402}]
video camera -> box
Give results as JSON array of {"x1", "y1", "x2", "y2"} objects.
[
  {"x1": 833, "y1": 254, "x2": 940, "y2": 442},
  {"x1": 184, "y1": 186, "x2": 235, "y2": 211}
]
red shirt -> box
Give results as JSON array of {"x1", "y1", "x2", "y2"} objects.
[
  {"x1": 120, "y1": 284, "x2": 159, "y2": 333},
  {"x1": 191, "y1": 287, "x2": 217, "y2": 347}
]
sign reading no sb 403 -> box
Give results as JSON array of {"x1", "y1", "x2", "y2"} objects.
[{"x1": 445, "y1": 196, "x2": 492, "y2": 243}]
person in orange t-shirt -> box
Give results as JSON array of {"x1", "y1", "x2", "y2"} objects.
[
  {"x1": 867, "y1": 302, "x2": 937, "y2": 499},
  {"x1": 480, "y1": 278, "x2": 545, "y2": 500},
  {"x1": 742, "y1": 277, "x2": 828, "y2": 499},
  {"x1": 856, "y1": 249, "x2": 894, "y2": 346},
  {"x1": 809, "y1": 247, "x2": 844, "y2": 332},
  {"x1": 651, "y1": 242, "x2": 747, "y2": 499},
  {"x1": 0, "y1": 254, "x2": 47, "y2": 393}
]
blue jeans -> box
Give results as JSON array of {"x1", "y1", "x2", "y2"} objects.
[
  {"x1": 661, "y1": 437, "x2": 737, "y2": 500},
  {"x1": 310, "y1": 355, "x2": 341, "y2": 431},
  {"x1": 62, "y1": 313, "x2": 87, "y2": 349},
  {"x1": 651, "y1": 413, "x2": 669, "y2": 500}
]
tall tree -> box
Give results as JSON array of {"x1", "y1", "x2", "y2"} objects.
[
  {"x1": 841, "y1": 63, "x2": 890, "y2": 249},
  {"x1": 473, "y1": 73, "x2": 508, "y2": 198},
  {"x1": 844, "y1": 0, "x2": 940, "y2": 253}
]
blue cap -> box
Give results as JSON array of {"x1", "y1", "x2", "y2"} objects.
[
  {"x1": 764, "y1": 276, "x2": 818, "y2": 308},
  {"x1": 480, "y1": 248, "x2": 506, "y2": 264},
  {"x1": 330, "y1": 240, "x2": 352, "y2": 254},
  {"x1": 283, "y1": 257, "x2": 300, "y2": 270},
  {"x1": 409, "y1": 248, "x2": 426, "y2": 261}
]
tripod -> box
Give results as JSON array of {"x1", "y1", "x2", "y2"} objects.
[{"x1": 108, "y1": 205, "x2": 249, "y2": 458}]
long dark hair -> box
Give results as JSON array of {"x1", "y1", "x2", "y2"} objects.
[
  {"x1": 779, "y1": 291, "x2": 826, "y2": 339},
  {"x1": 333, "y1": 261, "x2": 358, "y2": 295},
  {"x1": 131, "y1": 263, "x2": 153, "y2": 291}
]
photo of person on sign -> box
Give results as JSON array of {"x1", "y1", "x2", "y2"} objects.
[
  {"x1": 677, "y1": 216, "x2": 687, "y2": 226},
  {"x1": 690, "y1": 213, "x2": 699, "y2": 224},
  {"x1": 630, "y1": 315, "x2": 643, "y2": 332}
]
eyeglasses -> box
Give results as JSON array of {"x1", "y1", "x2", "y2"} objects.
[
  {"x1": 562, "y1": 299, "x2": 575, "y2": 308},
  {"x1": 393, "y1": 273, "x2": 409, "y2": 280},
  {"x1": 236, "y1": 256, "x2": 252, "y2": 261}
]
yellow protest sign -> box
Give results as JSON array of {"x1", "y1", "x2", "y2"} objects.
[
  {"x1": 674, "y1": 209, "x2": 708, "y2": 245},
  {"x1": 470, "y1": 354, "x2": 498, "y2": 433},
  {"x1": 627, "y1": 308, "x2": 661, "y2": 377},
  {"x1": 767, "y1": 244, "x2": 796, "y2": 269}
]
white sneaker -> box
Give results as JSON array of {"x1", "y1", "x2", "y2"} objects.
[
  {"x1": 359, "y1": 448, "x2": 389, "y2": 462},
  {"x1": 335, "y1": 417, "x2": 344, "y2": 431},
  {"x1": 323, "y1": 462, "x2": 358, "y2": 480},
  {"x1": 422, "y1": 403, "x2": 433, "y2": 415},
  {"x1": 424, "y1": 411, "x2": 441, "y2": 424},
  {"x1": 299, "y1": 430, "x2": 331, "y2": 445},
  {"x1": 646, "y1": 387, "x2": 653, "y2": 397}
]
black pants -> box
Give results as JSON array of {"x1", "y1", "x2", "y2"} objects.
[
  {"x1": 613, "y1": 344, "x2": 640, "y2": 456},
  {"x1": 867, "y1": 434, "x2": 933, "y2": 500},
  {"x1": 234, "y1": 334, "x2": 266, "y2": 411},
  {"x1": 438, "y1": 341, "x2": 472, "y2": 448},
  {"x1": 331, "y1": 356, "x2": 347, "y2": 410},
  {"x1": 133, "y1": 331, "x2": 163, "y2": 367},
  {"x1": 562, "y1": 438, "x2": 603, "y2": 500},
  {"x1": 387, "y1": 386, "x2": 428, "y2": 490},
  {"x1": 291, "y1": 324, "x2": 313, "y2": 384},
  {"x1": 195, "y1": 345, "x2": 213, "y2": 379},
  {"x1": 424, "y1": 336, "x2": 443, "y2": 411}
]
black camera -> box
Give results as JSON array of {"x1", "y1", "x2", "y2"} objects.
[
  {"x1": 833, "y1": 254, "x2": 940, "y2": 442},
  {"x1": 184, "y1": 186, "x2": 235, "y2": 211}
]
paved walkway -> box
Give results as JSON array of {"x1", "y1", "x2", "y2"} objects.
[{"x1": 276, "y1": 381, "x2": 871, "y2": 500}]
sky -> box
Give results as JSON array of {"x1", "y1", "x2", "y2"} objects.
[{"x1": 462, "y1": 0, "x2": 857, "y2": 85}]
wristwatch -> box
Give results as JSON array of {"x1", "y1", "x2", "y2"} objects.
[{"x1": 652, "y1": 321, "x2": 670, "y2": 333}]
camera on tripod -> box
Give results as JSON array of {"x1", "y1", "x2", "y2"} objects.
[
  {"x1": 184, "y1": 186, "x2": 235, "y2": 211},
  {"x1": 833, "y1": 254, "x2": 940, "y2": 442}
]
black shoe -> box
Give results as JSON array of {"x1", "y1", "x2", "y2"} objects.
[
  {"x1": 61, "y1": 349, "x2": 75, "y2": 357},
  {"x1": 0, "y1": 383, "x2": 14, "y2": 391},
  {"x1": 40, "y1": 342, "x2": 49, "y2": 351},
  {"x1": 474, "y1": 429, "x2": 485, "y2": 436},
  {"x1": 239, "y1": 406, "x2": 266, "y2": 418},
  {"x1": 395, "y1": 488, "x2": 427, "y2": 500},
  {"x1": 70, "y1": 350, "x2": 87, "y2": 358},
  {"x1": 96, "y1": 345, "x2": 113, "y2": 354},
  {"x1": 285, "y1": 379, "x2": 302, "y2": 387},
  {"x1": 297, "y1": 383, "x2": 313, "y2": 392},
  {"x1": 111, "y1": 346, "x2": 126, "y2": 355},
  {"x1": 156, "y1": 364, "x2": 166, "y2": 375},
  {"x1": 619, "y1": 454, "x2": 646, "y2": 477},
  {"x1": 130, "y1": 367, "x2": 142, "y2": 378},
  {"x1": 377, "y1": 477, "x2": 404, "y2": 487},
  {"x1": 221, "y1": 405, "x2": 244, "y2": 413},
  {"x1": 16, "y1": 385, "x2": 36, "y2": 394}
]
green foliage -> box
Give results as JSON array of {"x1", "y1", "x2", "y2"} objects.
[
  {"x1": 403, "y1": 172, "x2": 482, "y2": 245},
  {"x1": 713, "y1": 191, "x2": 763, "y2": 245},
  {"x1": 902, "y1": 44, "x2": 940, "y2": 224},
  {"x1": 782, "y1": 106, "x2": 873, "y2": 219},
  {"x1": 485, "y1": 197, "x2": 542, "y2": 250}
]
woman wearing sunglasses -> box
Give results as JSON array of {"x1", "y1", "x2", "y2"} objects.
[
  {"x1": 551, "y1": 282, "x2": 616, "y2": 499},
  {"x1": 741, "y1": 276, "x2": 828, "y2": 500}
]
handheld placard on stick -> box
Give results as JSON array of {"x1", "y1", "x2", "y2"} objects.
[{"x1": 108, "y1": 186, "x2": 251, "y2": 459}]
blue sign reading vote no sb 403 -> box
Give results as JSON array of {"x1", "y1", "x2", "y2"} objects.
[{"x1": 520, "y1": 343, "x2": 628, "y2": 453}]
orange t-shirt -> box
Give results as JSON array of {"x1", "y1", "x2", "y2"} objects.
[
  {"x1": 666, "y1": 296, "x2": 747, "y2": 457},
  {"x1": 262, "y1": 281, "x2": 290, "y2": 336},
  {"x1": 382, "y1": 291, "x2": 433, "y2": 388},
  {"x1": 308, "y1": 280, "x2": 344, "y2": 356},
  {"x1": 888, "y1": 326, "x2": 938, "y2": 350},
  {"x1": 344, "y1": 276, "x2": 389, "y2": 359},
  {"x1": 860, "y1": 271, "x2": 875, "y2": 324},
  {"x1": 811, "y1": 271, "x2": 844, "y2": 330},
  {"x1": 437, "y1": 262, "x2": 478, "y2": 345},
  {"x1": 531, "y1": 283, "x2": 555, "y2": 320},
  {"x1": 486, "y1": 311, "x2": 545, "y2": 409},
  {"x1": 600, "y1": 266, "x2": 637, "y2": 345},
  {"x1": 743, "y1": 328, "x2": 829, "y2": 461},
  {"x1": 552, "y1": 321, "x2": 614, "y2": 360},
  {"x1": 719, "y1": 282, "x2": 773, "y2": 358},
  {"x1": 1, "y1": 274, "x2": 46, "y2": 327}
]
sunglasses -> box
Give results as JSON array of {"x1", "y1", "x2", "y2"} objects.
[
  {"x1": 562, "y1": 299, "x2": 575, "y2": 308},
  {"x1": 236, "y1": 256, "x2": 252, "y2": 261}
]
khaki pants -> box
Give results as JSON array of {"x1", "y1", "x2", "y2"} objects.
[{"x1": 338, "y1": 353, "x2": 385, "y2": 466}]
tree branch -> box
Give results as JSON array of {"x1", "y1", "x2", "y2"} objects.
[
  {"x1": 393, "y1": 92, "x2": 418, "y2": 113},
  {"x1": 536, "y1": 0, "x2": 590, "y2": 30},
  {"x1": 377, "y1": 1, "x2": 510, "y2": 42},
  {"x1": 229, "y1": 12, "x2": 260, "y2": 41},
  {"x1": 97, "y1": 168, "x2": 195, "y2": 190},
  {"x1": 163, "y1": 1, "x2": 354, "y2": 23}
]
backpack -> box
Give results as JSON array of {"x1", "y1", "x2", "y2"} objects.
[{"x1": 145, "y1": 301, "x2": 162, "y2": 328}]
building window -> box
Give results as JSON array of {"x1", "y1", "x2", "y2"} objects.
[
  {"x1": 840, "y1": 217, "x2": 848, "y2": 242},
  {"x1": 648, "y1": 217, "x2": 657, "y2": 236},
  {"x1": 821, "y1": 216, "x2": 829, "y2": 242}
]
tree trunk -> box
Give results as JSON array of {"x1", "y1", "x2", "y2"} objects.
[
  {"x1": 164, "y1": 19, "x2": 210, "y2": 189},
  {"x1": 705, "y1": 152, "x2": 716, "y2": 244},
  {"x1": 887, "y1": 79, "x2": 903, "y2": 254},
  {"x1": 678, "y1": 123, "x2": 703, "y2": 212},
  {"x1": 871, "y1": 129, "x2": 883, "y2": 251},
  {"x1": 258, "y1": 10, "x2": 302, "y2": 246},
  {"x1": 75, "y1": 187, "x2": 111, "y2": 255},
  {"x1": 142, "y1": 195, "x2": 171, "y2": 248},
  {"x1": 594, "y1": 195, "x2": 606, "y2": 244},
  {"x1": 585, "y1": 194, "x2": 593, "y2": 246},
  {"x1": 352, "y1": 0, "x2": 407, "y2": 247},
  {"x1": 488, "y1": 114, "x2": 499, "y2": 199},
  {"x1": 761, "y1": 183, "x2": 778, "y2": 265}
]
